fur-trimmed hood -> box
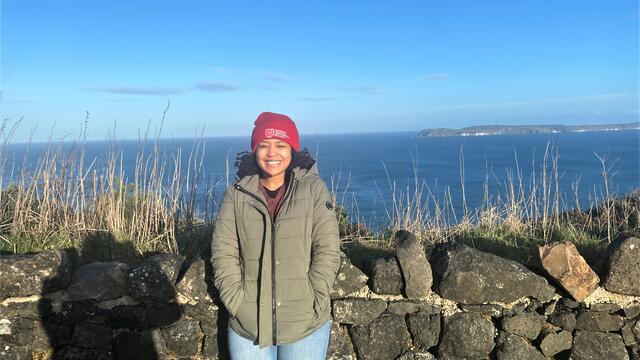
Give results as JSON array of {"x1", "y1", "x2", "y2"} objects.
[{"x1": 234, "y1": 148, "x2": 317, "y2": 181}]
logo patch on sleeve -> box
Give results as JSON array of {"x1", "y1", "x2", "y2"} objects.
[{"x1": 325, "y1": 201, "x2": 334, "y2": 210}]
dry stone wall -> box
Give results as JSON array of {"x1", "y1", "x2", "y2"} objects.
[{"x1": 1, "y1": 235, "x2": 639, "y2": 359}]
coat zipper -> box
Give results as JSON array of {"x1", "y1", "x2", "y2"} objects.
[{"x1": 234, "y1": 174, "x2": 295, "y2": 345}]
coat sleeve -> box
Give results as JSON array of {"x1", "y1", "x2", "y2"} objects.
[
  {"x1": 210, "y1": 187, "x2": 244, "y2": 316},
  {"x1": 309, "y1": 178, "x2": 341, "y2": 313}
]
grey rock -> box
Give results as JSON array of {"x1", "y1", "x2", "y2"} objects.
[
  {"x1": 332, "y1": 299, "x2": 386, "y2": 325},
  {"x1": 430, "y1": 243, "x2": 555, "y2": 304},
  {"x1": 0, "y1": 316, "x2": 69, "y2": 351},
  {"x1": 539, "y1": 330, "x2": 572, "y2": 358},
  {"x1": 70, "y1": 323, "x2": 113, "y2": 350},
  {"x1": 604, "y1": 236, "x2": 640, "y2": 296},
  {"x1": 327, "y1": 321, "x2": 355, "y2": 360},
  {"x1": 395, "y1": 231, "x2": 432, "y2": 299},
  {"x1": 547, "y1": 303, "x2": 577, "y2": 332},
  {"x1": 350, "y1": 313, "x2": 412, "y2": 360},
  {"x1": 200, "y1": 321, "x2": 217, "y2": 336},
  {"x1": 0, "y1": 340, "x2": 30, "y2": 360},
  {"x1": 576, "y1": 310, "x2": 624, "y2": 332},
  {"x1": 624, "y1": 303, "x2": 640, "y2": 319},
  {"x1": 331, "y1": 252, "x2": 368, "y2": 299},
  {"x1": 128, "y1": 253, "x2": 184, "y2": 302},
  {"x1": 0, "y1": 250, "x2": 71, "y2": 299},
  {"x1": 589, "y1": 302, "x2": 622, "y2": 313},
  {"x1": 386, "y1": 301, "x2": 441, "y2": 316},
  {"x1": 622, "y1": 320, "x2": 639, "y2": 346},
  {"x1": 501, "y1": 312, "x2": 545, "y2": 340},
  {"x1": 176, "y1": 258, "x2": 214, "y2": 302},
  {"x1": 496, "y1": 332, "x2": 545, "y2": 360},
  {"x1": 460, "y1": 303, "x2": 504, "y2": 317},
  {"x1": 571, "y1": 330, "x2": 629, "y2": 360},
  {"x1": 407, "y1": 311, "x2": 441, "y2": 350},
  {"x1": 112, "y1": 328, "x2": 166, "y2": 360},
  {"x1": 160, "y1": 318, "x2": 201, "y2": 358},
  {"x1": 202, "y1": 334, "x2": 219, "y2": 360},
  {"x1": 68, "y1": 262, "x2": 129, "y2": 301},
  {"x1": 182, "y1": 301, "x2": 218, "y2": 322},
  {"x1": 53, "y1": 346, "x2": 114, "y2": 360},
  {"x1": 630, "y1": 346, "x2": 640, "y2": 360},
  {"x1": 634, "y1": 319, "x2": 640, "y2": 340},
  {"x1": 396, "y1": 351, "x2": 436, "y2": 360},
  {"x1": 439, "y1": 312, "x2": 496, "y2": 359},
  {"x1": 369, "y1": 257, "x2": 403, "y2": 295}
]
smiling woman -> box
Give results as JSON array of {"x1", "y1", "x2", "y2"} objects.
[{"x1": 210, "y1": 112, "x2": 340, "y2": 359}]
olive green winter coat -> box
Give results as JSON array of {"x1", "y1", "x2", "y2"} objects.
[{"x1": 210, "y1": 155, "x2": 340, "y2": 348}]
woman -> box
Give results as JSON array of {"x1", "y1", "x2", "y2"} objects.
[{"x1": 211, "y1": 112, "x2": 341, "y2": 359}]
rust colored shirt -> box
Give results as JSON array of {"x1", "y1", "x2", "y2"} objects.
[{"x1": 258, "y1": 181, "x2": 286, "y2": 222}]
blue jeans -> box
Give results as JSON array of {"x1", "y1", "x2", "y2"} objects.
[{"x1": 227, "y1": 320, "x2": 331, "y2": 360}]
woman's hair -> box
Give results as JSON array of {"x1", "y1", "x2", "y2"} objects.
[{"x1": 235, "y1": 148, "x2": 315, "y2": 179}]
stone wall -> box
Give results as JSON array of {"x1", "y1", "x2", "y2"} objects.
[{"x1": 1, "y1": 235, "x2": 639, "y2": 359}]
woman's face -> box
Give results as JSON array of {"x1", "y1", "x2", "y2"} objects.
[{"x1": 255, "y1": 139, "x2": 292, "y2": 180}]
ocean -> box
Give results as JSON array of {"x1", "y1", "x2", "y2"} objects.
[{"x1": 2, "y1": 130, "x2": 639, "y2": 230}]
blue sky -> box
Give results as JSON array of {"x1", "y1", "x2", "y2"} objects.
[{"x1": 1, "y1": 1, "x2": 638, "y2": 141}]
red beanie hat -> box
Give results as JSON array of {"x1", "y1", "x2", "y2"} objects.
[{"x1": 251, "y1": 112, "x2": 300, "y2": 152}]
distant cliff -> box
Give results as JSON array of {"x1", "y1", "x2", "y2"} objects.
[{"x1": 419, "y1": 122, "x2": 640, "y2": 137}]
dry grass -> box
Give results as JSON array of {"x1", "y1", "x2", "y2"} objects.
[
  {"x1": 1, "y1": 118, "x2": 637, "y2": 269},
  {"x1": 0, "y1": 117, "x2": 216, "y2": 262}
]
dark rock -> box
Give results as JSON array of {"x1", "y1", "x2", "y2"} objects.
[
  {"x1": 496, "y1": 332, "x2": 545, "y2": 360},
  {"x1": 460, "y1": 304, "x2": 503, "y2": 317},
  {"x1": 0, "y1": 250, "x2": 72, "y2": 299},
  {"x1": 200, "y1": 321, "x2": 217, "y2": 336},
  {"x1": 70, "y1": 323, "x2": 112, "y2": 350},
  {"x1": 630, "y1": 346, "x2": 640, "y2": 360},
  {"x1": 396, "y1": 351, "x2": 436, "y2": 360},
  {"x1": 182, "y1": 301, "x2": 218, "y2": 322},
  {"x1": 350, "y1": 313, "x2": 412, "y2": 360},
  {"x1": 202, "y1": 334, "x2": 219, "y2": 360},
  {"x1": 604, "y1": 236, "x2": 640, "y2": 296},
  {"x1": 327, "y1": 321, "x2": 355, "y2": 360},
  {"x1": 386, "y1": 301, "x2": 441, "y2": 316},
  {"x1": 576, "y1": 310, "x2": 624, "y2": 332},
  {"x1": 0, "y1": 316, "x2": 69, "y2": 352},
  {"x1": 571, "y1": 330, "x2": 629, "y2": 360},
  {"x1": 430, "y1": 243, "x2": 555, "y2": 304},
  {"x1": 539, "y1": 329, "x2": 572, "y2": 358},
  {"x1": 590, "y1": 302, "x2": 622, "y2": 313},
  {"x1": 53, "y1": 346, "x2": 114, "y2": 360},
  {"x1": 622, "y1": 320, "x2": 639, "y2": 346},
  {"x1": 128, "y1": 253, "x2": 184, "y2": 302},
  {"x1": 0, "y1": 340, "x2": 30, "y2": 360},
  {"x1": 624, "y1": 303, "x2": 640, "y2": 319},
  {"x1": 501, "y1": 312, "x2": 545, "y2": 340},
  {"x1": 176, "y1": 259, "x2": 214, "y2": 303},
  {"x1": 369, "y1": 257, "x2": 403, "y2": 295},
  {"x1": 112, "y1": 328, "x2": 166, "y2": 360},
  {"x1": 0, "y1": 299, "x2": 52, "y2": 319},
  {"x1": 438, "y1": 312, "x2": 496, "y2": 359},
  {"x1": 160, "y1": 318, "x2": 201, "y2": 358},
  {"x1": 67, "y1": 262, "x2": 129, "y2": 301},
  {"x1": 407, "y1": 311, "x2": 441, "y2": 350},
  {"x1": 107, "y1": 304, "x2": 146, "y2": 329},
  {"x1": 395, "y1": 231, "x2": 432, "y2": 299},
  {"x1": 538, "y1": 241, "x2": 599, "y2": 302},
  {"x1": 559, "y1": 297, "x2": 580, "y2": 309},
  {"x1": 331, "y1": 252, "x2": 368, "y2": 299},
  {"x1": 144, "y1": 301, "x2": 182, "y2": 328},
  {"x1": 332, "y1": 299, "x2": 386, "y2": 325},
  {"x1": 58, "y1": 300, "x2": 108, "y2": 325},
  {"x1": 547, "y1": 304, "x2": 577, "y2": 331},
  {"x1": 634, "y1": 319, "x2": 640, "y2": 340}
]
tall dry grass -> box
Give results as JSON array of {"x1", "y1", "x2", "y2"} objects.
[{"x1": 0, "y1": 116, "x2": 215, "y2": 260}]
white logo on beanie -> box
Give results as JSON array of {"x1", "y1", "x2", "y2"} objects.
[
  {"x1": 264, "y1": 128, "x2": 289, "y2": 139},
  {"x1": 264, "y1": 128, "x2": 275, "y2": 138}
]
